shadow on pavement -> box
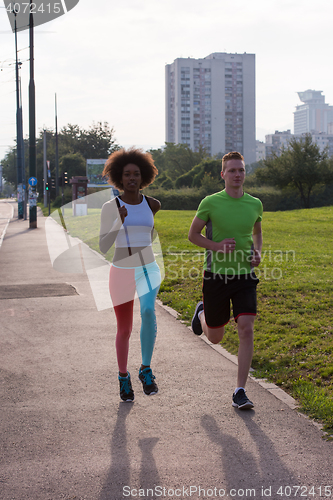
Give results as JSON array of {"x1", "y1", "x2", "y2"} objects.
[
  {"x1": 99, "y1": 404, "x2": 160, "y2": 500},
  {"x1": 201, "y1": 412, "x2": 296, "y2": 498}
]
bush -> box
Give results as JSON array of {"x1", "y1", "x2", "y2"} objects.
[{"x1": 52, "y1": 187, "x2": 72, "y2": 208}]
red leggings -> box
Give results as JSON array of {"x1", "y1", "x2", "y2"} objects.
[{"x1": 109, "y1": 263, "x2": 160, "y2": 374}]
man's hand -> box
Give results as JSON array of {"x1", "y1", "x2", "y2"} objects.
[
  {"x1": 251, "y1": 249, "x2": 261, "y2": 267},
  {"x1": 215, "y1": 238, "x2": 236, "y2": 253}
]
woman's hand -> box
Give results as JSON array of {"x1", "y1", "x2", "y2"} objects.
[{"x1": 118, "y1": 205, "x2": 128, "y2": 224}]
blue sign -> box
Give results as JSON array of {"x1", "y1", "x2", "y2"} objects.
[{"x1": 28, "y1": 177, "x2": 37, "y2": 186}]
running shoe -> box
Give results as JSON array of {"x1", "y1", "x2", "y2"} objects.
[
  {"x1": 118, "y1": 372, "x2": 135, "y2": 402},
  {"x1": 191, "y1": 301, "x2": 204, "y2": 335},
  {"x1": 232, "y1": 388, "x2": 254, "y2": 409},
  {"x1": 139, "y1": 367, "x2": 158, "y2": 395}
]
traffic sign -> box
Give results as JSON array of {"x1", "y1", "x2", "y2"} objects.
[{"x1": 28, "y1": 177, "x2": 37, "y2": 186}]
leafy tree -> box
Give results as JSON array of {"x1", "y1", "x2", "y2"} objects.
[
  {"x1": 255, "y1": 135, "x2": 333, "y2": 208},
  {"x1": 175, "y1": 164, "x2": 202, "y2": 188},
  {"x1": 152, "y1": 171, "x2": 173, "y2": 189},
  {"x1": 1, "y1": 147, "x2": 18, "y2": 186},
  {"x1": 1, "y1": 122, "x2": 120, "y2": 199},
  {"x1": 192, "y1": 159, "x2": 222, "y2": 188},
  {"x1": 150, "y1": 142, "x2": 208, "y2": 181},
  {"x1": 199, "y1": 173, "x2": 222, "y2": 195},
  {"x1": 59, "y1": 121, "x2": 119, "y2": 159},
  {"x1": 59, "y1": 153, "x2": 86, "y2": 179},
  {"x1": 174, "y1": 158, "x2": 222, "y2": 189},
  {"x1": 160, "y1": 177, "x2": 174, "y2": 190}
]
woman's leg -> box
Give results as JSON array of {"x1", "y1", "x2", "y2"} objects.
[
  {"x1": 113, "y1": 300, "x2": 134, "y2": 375},
  {"x1": 109, "y1": 266, "x2": 136, "y2": 375},
  {"x1": 139, "y1": 287, "x2": 159, "y2": 367},
  {"x1": 135, "y1": 263, "x2": 161, "y2": 367}
]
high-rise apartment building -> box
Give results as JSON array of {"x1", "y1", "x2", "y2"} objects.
[
  {"x1": 165, "y1": 52, "x2": 256, "y2": 164},
  {"x1": 294, "y1": 90, "x2": 333, "y2": 134}
]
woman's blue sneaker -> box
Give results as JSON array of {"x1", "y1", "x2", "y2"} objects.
[
  {"x1": 139, "y1": 367, "x2": 158, "y2": 395},
  {"x1": 118, "y1": 372, "x2": 135, "y2": 402}
]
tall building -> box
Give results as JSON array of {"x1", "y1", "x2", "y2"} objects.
[
  {"x1": 165, "y1": 52, "x2": 256, "y2": 164},
  {"x1": 265, "y1": 130, "x2": 293, "y2": 158},
  {"x1": 294, "y1": 90, "x2": 333, "y2": 134}
]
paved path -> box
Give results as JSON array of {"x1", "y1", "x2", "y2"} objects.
[
  {"x1": 0, "y1": 204, "x2": 332, "y2": 500},
  {"x1": 0, "y1": 199, "x2": 14, "y2": 248}
]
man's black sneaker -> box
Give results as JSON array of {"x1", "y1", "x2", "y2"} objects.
[
  {"x1": 191, "y1": 301, "x2": 204, "y2": 335},
  {"x1": 118, "y1": 372, "x2": 135, "y2": 402},
  {"x1": 232, "y1": 389, "x2": 254, "y2": 410},
  {"x1": 139, "y1": 367, "x2": 158, "y2": 395}
]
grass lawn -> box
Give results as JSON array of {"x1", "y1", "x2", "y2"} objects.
[{"x1": 46, "y1": 204, "x2": 333, "y2": 435}]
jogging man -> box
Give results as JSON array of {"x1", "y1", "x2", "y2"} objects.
[{"x1": 188, "y1": 151, "x2": 263, "y2": 409}]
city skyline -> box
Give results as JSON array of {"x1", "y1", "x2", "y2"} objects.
[{"x1": 1, "y1": 0, "x2": 333, "y2": 164}]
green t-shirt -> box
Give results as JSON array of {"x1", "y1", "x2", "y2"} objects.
[{"x1": 196, "y1": 189, "x2": 263, "y2": 275}]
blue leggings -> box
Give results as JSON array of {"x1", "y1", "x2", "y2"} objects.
[{"x1": 109, "y1": 262, "x2": 161, "y2": 373}]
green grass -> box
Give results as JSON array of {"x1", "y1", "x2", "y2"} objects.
[{"x1": 45, "y1": 204, "x2": 333, "y2": 435}]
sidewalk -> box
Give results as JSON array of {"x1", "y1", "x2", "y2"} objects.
[{"x1": 0, "y1": 201, "x2": 332, "y2": 500}]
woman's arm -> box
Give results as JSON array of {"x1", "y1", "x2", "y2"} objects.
[
  {"x1": 146, "y1": 196, "x2": 161, "y2": 215},
  {"x1": 99, "y1": 201, "x2": 123, "y2": 254}
]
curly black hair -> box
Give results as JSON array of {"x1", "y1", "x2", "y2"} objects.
[{"x1": 102, "y1": 147, "x2": 158, "y2": 190}]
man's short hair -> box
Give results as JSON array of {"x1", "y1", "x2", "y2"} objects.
[{"x1": 222, "y1": 151, "x2": 245, "y2": 172}]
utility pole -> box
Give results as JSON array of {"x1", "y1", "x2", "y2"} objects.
[
  {"x1": 19, "y1": 76, "x2": 27, "y2": 220},
  {"x1": 43, "y1": 130, "x2": 47, "y2": 207},
  {"x1": 55, "y1": 94, "x2": 59, "y2": 197},
  {"x1": 13, "y1": 8, "x2": 24, "y2": 219},
  {"x1": 28, "y1": 0, "x2": 37, "y2": 228}
]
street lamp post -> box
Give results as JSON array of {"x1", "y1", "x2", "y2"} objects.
[
  {"x1": 13, "y1": 8, "x2": 24, "y2": 219},
  {"x1": 28, "y1": 0, "x2": 37, "y2": 228}
]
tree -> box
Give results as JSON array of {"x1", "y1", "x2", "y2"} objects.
[
  {"x1": 255, "y1": 135, "x2": 333, "y2": 208},
  {"x1": 59, "y1": 121, "x2": 120, "y2": 159},
  {"x1": 1, "y1": 147, "x2": 18, "y2": 186},
  {"x1": 59, "y1": 153, "x2": 86, "y2": 179},
  {"x1": 1, "y1": 122, "x2": 120, "y2": 199},
  {"x1": 174, "y1": 158, "x2": 222, "y2": 189},
  {"x1": 150, "y1": 143, "x2": 209, "y2": 181}
]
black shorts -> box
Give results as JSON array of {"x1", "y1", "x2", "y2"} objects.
[{"x1": 202, "y1": 271, "x2": 259, "y2": 328}]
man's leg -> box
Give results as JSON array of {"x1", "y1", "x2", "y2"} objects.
[
  {"x1": 199, "y1": 311, "x2": 225, "y2": 344},
  {"x1": 236, "y1": 315, "x2": 255, "y2": 388}
]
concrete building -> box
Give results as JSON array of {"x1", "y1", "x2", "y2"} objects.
[
  {"x1": 265, "y1": 130, "x2": 294, "y2": 158},
  {"x1": 165, "y1": 52, "x2": 256, "y2": 164},
  {"x1": 294, "y1": 90, "x2": 333, "y2": 135},
  {"x1": 256, "y1": 140, "x2": 265, "y2": 161},
  {"x1": 264, "y1": 129, "x2": 333, "y2": 159}
]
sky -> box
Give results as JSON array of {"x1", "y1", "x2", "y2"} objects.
[{"x1": 1, "y1": 0, "x2": 333, "y2": 163}]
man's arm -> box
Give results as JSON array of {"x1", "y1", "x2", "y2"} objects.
[
  {"x1": 188, "y1": 216, "x2": 236, "y2": 253},
  {"x1": 251, "y1": 221, "x2": 263, "y2": 267}
]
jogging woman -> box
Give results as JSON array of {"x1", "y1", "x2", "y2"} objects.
[{"x1": 99, "y1": 148, "x2": 161, "y2": 402}]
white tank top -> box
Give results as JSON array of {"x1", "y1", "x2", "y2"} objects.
[{"x1": 115, "y1": 196, "x2": 154, "y2": 248}]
